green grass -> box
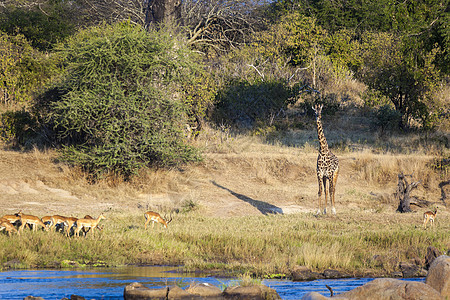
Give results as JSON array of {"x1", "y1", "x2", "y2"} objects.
[{"x1": 1, "y1": 211, "x2": 448, "y2": 278}]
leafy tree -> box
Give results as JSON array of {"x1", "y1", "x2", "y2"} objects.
[
  {"x1": 0, "y1": 31, "x2": 58, "y2": 105},
  {"x1": 34, "y1": 22, "x2": 209, "y2": 179},
  {"x1": 213, "y1": 79, "x2": 294, "y2": 127},
  {"x1": 357, "y1": 32, "x2": 442, "y2": 129},
  {"x1": 0, "y1": 1, "x2": 77, "y2": 51},
  {"x1": 323, "y1": 29, "x2": 361, "y2": 73},
  {"x1": 269, "y1": 0, "x2": 449, "y2": 74}
]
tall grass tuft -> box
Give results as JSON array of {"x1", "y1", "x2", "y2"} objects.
[{"x1": 1, "y1": 211, "x2": 448, "y2": 277}]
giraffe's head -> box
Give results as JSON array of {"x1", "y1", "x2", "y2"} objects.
[{"x1": 312, "y1": 104, "x2": 323, "y2": 119}]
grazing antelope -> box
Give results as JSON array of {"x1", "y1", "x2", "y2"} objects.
[
  {"x1": 74, "y1": 213, "x2": 106, "y2": 237},
  {"x1": 1, "y1": 212, "x2": 21, "y2": 227},
  {"x1": 50, "y1": 215, "x2": 78, "y2": 237},
  {"x1": 63, "y1": 216, "x2": 78, "y2": 236},
  {"x1": 41, "y1": 216, "x2": 53, "y2": 229},
  {"x1": 144, "y1": 211, "x2": 172, "y2": 229},
  {"x1": 50, "y1": 215, "x2": 68, "y2": 232},
  {"x1": 18, "y1": 212, "x2": 48, "y2": 232},
  {"x1": 0, "y1": 217, "x2": 19, "y2": 236},
  {"x1": 82, "y1": 215, "x2": 103, "y2": 234},
  {"x1": 423, "y1": 208, "x2": 438, "y2": 229}
]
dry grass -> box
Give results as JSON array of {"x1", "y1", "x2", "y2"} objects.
[
  {"x1": 1, "y1": 210, "x2": 448, "y2": 278},
  {"x1": 0, "y1": 126, "x2": 447, "y2": 217},
  {"x1": 0, "y1": 117, "x2": 448, "y2": 277}
]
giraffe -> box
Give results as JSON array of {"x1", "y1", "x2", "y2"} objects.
[{"x1": 312, "y1": 104, "x2": 339, "y2": 215}]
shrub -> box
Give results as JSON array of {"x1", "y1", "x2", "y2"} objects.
[
  {"x1": 0, "y1": 110, "x2": 37, "y2": 147},
  {"x1": 34, "y1": 22, "x2": 209, "y2": 179},
  {"x1": 0, "y1": 31, "x2": 58, "y2": 105},
  {"x1": 0, "y1": 4, "x2": 76, "y2": 51},
  {"x1": 373, "y1": 105, "x2": 402, "y2": 133},
  {"x1": 212, "y1": 79, "x2": 294, "y2": 128}
]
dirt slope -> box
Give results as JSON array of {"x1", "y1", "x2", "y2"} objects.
[{"x1": 0, "y1": 144, "x2": 445, "y2": 220}]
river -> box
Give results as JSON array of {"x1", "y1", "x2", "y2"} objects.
[{"x1": 0, "y1": 267, "x2": 425, "y2": 300}]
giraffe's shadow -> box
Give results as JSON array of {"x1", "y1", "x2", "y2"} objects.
[
  {"x1": 211, "y1": 181, "x2": 283, "y2": 215},
  {"x1": 439, "y1": 180, "x2": 449, "y2": 205}
]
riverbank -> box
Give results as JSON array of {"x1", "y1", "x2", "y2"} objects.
[
  {"x1": 1, "y1": 211, "x2": 448, "y2": 279},
  {"x1": 0, "y1": 267, "x2": 425, "y2": 300},
  {"x1": 0, "y1": 133, "x2": 448, "y2": 278}
]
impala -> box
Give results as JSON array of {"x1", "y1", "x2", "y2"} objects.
[
  {"x1": 144, "y1": 211, "x2": 172, "y2": 229},
  {"x1": 63, "y1": 216, "x2": 79, "y2": 237},
  {"x1": 82, "y1": 215, "x2": 103, "y2": 234},
  {"x1": 1, "y1": 212, "x2": 21, "y2": 227},
  {"x1": 423, "y1": 208, "x2": 437, "y2": 229},
  {"x1": 18, "y1": 212, "x2": 48, "y2": 232},
  {"x1": 50, "y1": 215, "x2": 78, "y2": 237},
  {"x1": 0, "y1": 217, "x2": 19, "y2": 236},
  {"x1": 41, "y1": 216, "x2": 53, "y2": 228},
  {"x1": 74, "y1": 213, "x2": 106, "y2": 237},
  {"x1": 50, "y1": 215, "x2": 68, "y2": 232}
]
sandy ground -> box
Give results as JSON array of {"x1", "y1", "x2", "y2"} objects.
[{"x1": 0, "y1": 146, "x2": 446, "y2": 221}]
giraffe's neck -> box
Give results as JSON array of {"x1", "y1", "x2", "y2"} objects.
[{"x1": 316, "y1": 117, "x2": 329, "y2": 154}]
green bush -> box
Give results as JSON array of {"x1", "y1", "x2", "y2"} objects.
[
  {"x1": 0, "y1": 4, "x2": 76, "y2": 51},
  {"x1": 34, "y1": 22, "x2": 208, "y2": 179},
  {"x1": 373, "y1": 105, "x2": 402, "y2": 133},
  {"x1": 0, "y1": 110, "x2": 37, "y2": 147},
  {"x1": 213, "y1": 79, "x2": 294, "y2": 127},
  {"x1": 0, "y1": 31, "x2": 59, "y2": 105}
]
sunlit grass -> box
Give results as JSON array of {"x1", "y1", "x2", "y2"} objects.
[{"x1": 1, "y1": 211, "x2": 448, "y2": 278}]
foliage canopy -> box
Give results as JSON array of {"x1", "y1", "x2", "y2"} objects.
[{"x1": 34, "y1": 22, "x2": 208, "y2": 179}]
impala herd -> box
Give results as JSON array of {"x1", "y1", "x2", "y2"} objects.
[
  {"x1": 0, "y1": 207, "x2": 438, "y2": 237},
  {"x1": 0, "y1": 210, "x2": 172, "y2": 237}
]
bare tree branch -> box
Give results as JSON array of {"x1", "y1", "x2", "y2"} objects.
[{"x1": 183, "y1": 0, "x2": 266, "y2": 52}]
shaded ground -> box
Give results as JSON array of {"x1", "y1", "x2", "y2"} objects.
[{"x1": 0, "y1": 145, "x2": 446, "y2": 225}]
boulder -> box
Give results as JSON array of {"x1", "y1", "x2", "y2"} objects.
[
  {"x1": 23, "y1": 297, "x2": 45, "y2": 300},
  {"x1": 185, "y1": 283, "x2": 222, "y2": 297},
  {"x1": 222, "y1": 285, "x2": 281, "y2": 300},
  {"x1": 124, "y1": 282, "x2": 281, "y2": 300},
  {"x1": 322, "y1": 269, "x2": 344, "y2": 279},
  {"x1": 338, "y1": 278, "x2": 443, "y2": 300},
  {"x1": 425, "y1": 246, "x2": 442, "y2": 269},
  {"x1": 425, "y1": 255, "x2": 450, "y2": 298},
  {"x1": 399, "y1": 262, "x2": 420, "y2": 278},
  {"x1": 301, "y1": 292, "x2": 331, "y2": 300},
  {"x1": 291, "y1": 266, "x2": 322, "y2": 281},
  {"x1": 124, "y1": 282, "x2": 173, "y2": 300}
]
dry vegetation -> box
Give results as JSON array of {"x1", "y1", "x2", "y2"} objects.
[{"x1": 0, "y1": 112, "x2": 449, "y2": 277}]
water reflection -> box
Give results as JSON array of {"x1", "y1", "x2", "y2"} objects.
[{"x1": 0, "y1": 267, "x2": 425, "y2": 300}]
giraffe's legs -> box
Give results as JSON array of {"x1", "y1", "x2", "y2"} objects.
[
  {"x1": 317, "y1": 175, "x2": 323, "y2": 215},
  {"x1": 323, "y1": 177, "x2": 329, "y2": 214},
  {"x1": 330, "y1": 170, "x2": 339, "y2": 215}
]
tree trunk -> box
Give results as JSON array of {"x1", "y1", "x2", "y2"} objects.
[
  {"x1": 395, "y1": 172, "x2": 420, "y2": 213},
  {"x1": 144, "y1": 0, "x2": 182, "y2": 28}
]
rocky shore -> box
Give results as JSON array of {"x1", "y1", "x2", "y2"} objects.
[
  {"x1": 22, "y1": 255, "x2": 450, "y2": 300},
  {"x1": 302, "y1": 255, "x2": 450, "y2": 300}
]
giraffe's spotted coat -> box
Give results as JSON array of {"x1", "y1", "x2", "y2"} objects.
[{"x1": 313, "y1": 104, "x2": 339, "y2": 215}]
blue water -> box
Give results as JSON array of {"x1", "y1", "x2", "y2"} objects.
[{"x1": 0, "y1": 267, "x2": 425, "y2": 300}]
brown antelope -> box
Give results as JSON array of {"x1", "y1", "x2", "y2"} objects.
[
  {"x1": 18, "y1": 212, "x2": 48, "y2": 232},
  {"x1": 423, "y1": 208, "x2": 438, "y2": 229},
  {"x1": 63, "y1": 216, "x2": 78, "y2": 236},
  {"x1": 41, "y1": 216, "x2": 53, "y2": 229},
  {"x1": 50, "y1": 215, "x2": 78, "y2": 237},
  {"x1": 144, "y1": 211, "x2": 172, "y2": 229},
  {"x1": 82, "y1": 215, "x2": 103, "y2": 234},
  {"x1": 0, "y1": 217, "x2": 19, "y2": 236},
  {"x1": 74, "y1": 213, "x2": 106, "y2": 237},
  {"x1": 1, "y1": 212, "x2": 21, "y2": 227},
  {"x1": 50, "y1": 215, "x2": 68, "y2": 232}
]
